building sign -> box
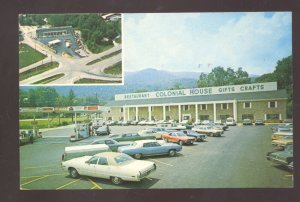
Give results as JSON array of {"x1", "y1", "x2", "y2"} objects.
[
  {"x1": 84, "y1": 106, "x2": 99, "y2": 111},
  {"x1": 115, "y1": 82, "x2": 277, "y2": 101}
]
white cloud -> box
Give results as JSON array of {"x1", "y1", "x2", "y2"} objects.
[{"x1": 123, "y1": 12, "x2": 291, "y2": 75}]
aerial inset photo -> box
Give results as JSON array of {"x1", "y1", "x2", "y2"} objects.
[{"x1": 19, "y1": 13, "x2": 122, "y2": 85}]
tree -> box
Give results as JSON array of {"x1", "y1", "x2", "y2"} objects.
[
  {"x1": 67, "y1": 89, "x2": 76, "y2": 106},
  {"x1": 169, "y1": 82, "x2": 184, "y2": 90},
  {"x1": 197, "y1": 66, "x2": 251, "y2": 87}
]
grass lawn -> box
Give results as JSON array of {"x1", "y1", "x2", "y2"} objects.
[
  {"x1": 86, "y1": 49, "x2": 122, "y2": 66},
  {"x1": 103, "y1": 61, "x2": 122, "y2": 75},
  {"x1": 74, "y1": 78, "x2": 122, "y2": 84},
  {"x1": 19, "y1": 43, "x2": 47, "y2": 68},
  {"x1": 19, "y1": 62, "x2": 59, "y2": 81},
  {"x1": 19, "y1": 117, "x2": 89, "y2": 129},
  {"x1": 90, "y1": 44, "x2": 114, "y2": 54},
  {"x1": 32, "y1": 73, "x2": 65, "y2": 84}
]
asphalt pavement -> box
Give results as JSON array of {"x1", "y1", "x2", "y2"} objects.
[{"x1": 19, "y1": 125, "x2": 293, "y2": 189}]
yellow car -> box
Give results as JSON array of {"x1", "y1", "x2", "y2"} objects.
[
  {"x1": 272, "y1": 135, "x2": 293, "y2": 147},
  {"x1": 271, "y1": 132, "x2": 292, "y2": 140}
]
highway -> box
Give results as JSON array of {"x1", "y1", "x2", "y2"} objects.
[{"x1": 19, "y1": 25, "x2": 122, "y2": 85}]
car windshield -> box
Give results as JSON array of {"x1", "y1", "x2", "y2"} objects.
[
  {"x1": 285, "y1": 145, "x2": 293, "y2": 153},
  {"x1": 114, "y1": 154, "x2": 134, "y2": 165}
]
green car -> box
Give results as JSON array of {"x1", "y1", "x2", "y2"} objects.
[{"x1": 110, "y1": 133, "x2": 156, "y2": 142}]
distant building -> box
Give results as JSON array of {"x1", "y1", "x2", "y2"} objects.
[
  {"x1": 36, "y1": 26, "x2": 74, "y2": 38},
  {"x1": 101, "y1": 13, "x2": 121, "y2": 21},
  {"x1": 103, "y1": 82, "x2": 288, "y2": 123}
]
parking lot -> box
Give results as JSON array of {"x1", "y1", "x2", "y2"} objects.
[{"x1": 20, "y1": 125, "x2": 293, "y2": 190}]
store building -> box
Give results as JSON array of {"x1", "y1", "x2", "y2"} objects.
[{"x1": 104, "y1": 82, "x2": 288, "y2": 123}]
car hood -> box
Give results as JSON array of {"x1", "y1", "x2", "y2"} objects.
[{"x1": 270, "y1": 151, "x2": 293, "y2": 159}]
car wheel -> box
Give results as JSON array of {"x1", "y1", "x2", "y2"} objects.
[
  {"x1": 111, "y1": 176, "x2": 123, "y2": 185},
  {"x1": 134, "y1": 153, "x2": 142, "y2": 159},
  {"x1": 168, "y1": 149, "x2": 176, "y2": 157},
  {"x1": 69, "y1": 168, "x2": 79, "y2": 178},
  {"x1": 178, "y1": 141, "x2": 183, "y2": 146}
]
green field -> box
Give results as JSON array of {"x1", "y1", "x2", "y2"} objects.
[
  {"x1": 19, "y1": 117, "x2": 89, "y2": 129},
  {"x1": 32, "y1": 73, "x2": 65, "y2": 84},
  {"x1": 103, "y1": 61, "x2": 122, "y2": 75},
  {"x1": 19, "y1": 43, "x2": 47, "y2": 68},
  {"x1": 86, "y1": 49, "x2": 122, "y2": 66},
  {"x1": 19, "y1": 62, "x2": 59, "y2": 81},
  {"x1": 74, "y1": 78, "x2": 122, "y2": 84}
]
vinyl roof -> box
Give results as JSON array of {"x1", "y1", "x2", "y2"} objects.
[{"x1": 106, "y1": 89, "x2": 288, "y2": 107}]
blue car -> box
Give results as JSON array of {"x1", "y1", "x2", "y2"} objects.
[
  {"x1": 118, "y1": 140, "x2": 182, "y2": 159},
  {"x1": 182, "y1": 130, "x2": 207, "y2": 142}
]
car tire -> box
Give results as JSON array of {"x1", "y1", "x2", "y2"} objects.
[
  {"x1": 178, "y1": 141, "x2": 183, "y2": 146},
  {"x1": 134, "y1": 153, "x2": 142, "y2": 159},
  {"x1": 111, "y1": 176, "x2": 123, "y2": 185},
  {"x1": 168, "y1": 149, "x2": 176, "y2": 157},
  {"x1": 69, "y1": 168, "x2": 79, "y2": 178}
]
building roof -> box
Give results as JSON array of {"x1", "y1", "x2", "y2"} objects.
[{"x1": 106, "y1": 89, "x2": 288, "y2": 107}]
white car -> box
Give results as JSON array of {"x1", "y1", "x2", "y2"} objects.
[
  {"x1": 138, "y1": 120, "x2": 147, "y2": 125},
  {"x1": 61, "y1": 152, "x2": 156, "y2": 185},
  {"x1": 138, "y1": 128, "x2": 168, "y2": 139},
  {"x1": 192, "y1": 125, "x2": 223, "y2": 137}
]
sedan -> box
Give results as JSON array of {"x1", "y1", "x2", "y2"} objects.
[
  {"x1": 162, "y1": 131, "x2": 195, "y2": 145},
  {"x1": 118, "y1": 140, "x2": 182, "y2": 159},
  {"x1": 182, "y1": 130, "x2": 207, "y2": 142},
  {"x1": 91, "y1": 139, "x2": 132, "y2": 152},
  {"x1": 61, "y1": 152, "x2": 156, "y2": 185},
  {"x1": 110, "y1": 133, "x2": 156, "y2": 142},
  {"x1": 192, "y1": 125, "x2": 223, "y2": 137},
  {"x1": 266, "y1": 145, "x2": 293, "y2": 171},
  {"x1": 242, "y1": 119, "x2": 253, "y2": 125}
]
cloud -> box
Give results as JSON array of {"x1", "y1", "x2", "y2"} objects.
[{"x1": 123, "y1": 12, "x2": 291, "y2": 75}]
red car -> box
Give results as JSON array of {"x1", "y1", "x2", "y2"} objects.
[{"x1": 162, "y1": 131, "x2": 195, "y2": 145}]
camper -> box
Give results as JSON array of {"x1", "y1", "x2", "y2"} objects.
[{"x1": 62, "y1": 144, "x2": 109, "y2": 161}]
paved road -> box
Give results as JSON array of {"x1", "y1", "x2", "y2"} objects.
[
  {"x1": 19, "y1": 26, "x2": 122, "y2": 85},
  {"x1": 20, "y1": 125, "x2": 293, "y2": 189}
]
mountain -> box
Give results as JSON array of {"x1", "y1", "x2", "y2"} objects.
[{"x1": 20, "y1": 68, "x2": 201, "y2": 102}]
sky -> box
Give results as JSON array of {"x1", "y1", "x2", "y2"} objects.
[{"x1": 123, "y1": 12, "x2": 292, "y2": 75}]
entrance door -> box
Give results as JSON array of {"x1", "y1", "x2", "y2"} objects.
[{"x1": 182, "y1": 114, "x2": 191, "y2": 122}]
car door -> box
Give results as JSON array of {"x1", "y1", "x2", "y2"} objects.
[
  {"x1": 168, "y1": 133, "x2": 177, "y2": 143},
  {"x1": 82, "y1": 156, "x2": 99, "y2": 177},
  {"x1": 141, "y1": 142, "x2": 156, "y2": 156},
  {"x1": 93, "y1": 157, "x2": 111, "y2": 179}
]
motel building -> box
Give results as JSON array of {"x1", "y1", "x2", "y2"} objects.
[{"x1": 103, "y1": 82, "x2": 288, "y2": 123}]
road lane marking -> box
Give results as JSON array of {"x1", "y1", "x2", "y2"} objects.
[
  {"x1": 21, "y1": 175, "x2": 48, "y2": 186},
  {"x1": 149, "y1": 158, "x2": 173, "y2": 167},
  {"x1": 285, "y1": 175, "x2": 293, "y2": 177},
  {"x1": 24, "y1": 164, "x2": 60, "y2": 169},
  {"x1": 21, "y1": 173, "x2": 67, "y2": 179},
  {"x1": 20, "y1": 187, "x2": 30, "y2": 190},
  {"x1": 56, "y1": 178, "x2": 81, "y2": 190},
  {"x1": 146, "y1": 177, "x2": 152, "y2": 180},
  {"x1": 87, "y1": 178, "x2": 102, "y2": 189}
]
